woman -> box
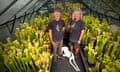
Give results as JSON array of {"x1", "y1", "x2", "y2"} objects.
[{"x1": 68, "y1": 9, "x2": 85, "y2": 56}]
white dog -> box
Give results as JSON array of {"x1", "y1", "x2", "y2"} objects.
[{"x1": 62, "y1": 46, "x2": 80, "y2": 72}]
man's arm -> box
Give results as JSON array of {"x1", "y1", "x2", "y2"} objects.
[
  {"x1": 49, "y1": 29, "x2": 55, "y2": 46},
  {"x1": 62, "y1": 27, "x2": 65, "y2": 32}
]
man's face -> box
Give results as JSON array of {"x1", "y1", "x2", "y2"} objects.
[{"x1": 54, "y1": 11, "x2": 61, "y2": 20}]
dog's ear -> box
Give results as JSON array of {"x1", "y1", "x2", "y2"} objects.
[
  {"x1": 62, "y1": 50, "x2": 64, "y2": 54},
  {"x1": 62, "y1": 46, "x2": 69, "y2": 52}
]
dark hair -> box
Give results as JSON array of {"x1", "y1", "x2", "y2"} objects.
[{"x1": 54, "y1": 8, "x2": 61, "y2": 13}]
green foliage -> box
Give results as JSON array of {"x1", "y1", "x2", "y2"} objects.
[
  {"x1": 29, "y1": 16, "x2": 50, "y2": 30},
  {"x1": 83, "y1": 16, "x2": 120, "y2": 72},
  {"x1": 0, "y1": 16, "x2": 51, "y2": 72},
  {"x1": 85, "y1": 42, "x2": 97, "y2": 64},
  {"x1": 0, "y1": 2, "x2": 120, "y2": 72}
]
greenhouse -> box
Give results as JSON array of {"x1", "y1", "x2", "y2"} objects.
[{"x1": 0, "y1": 0, "x2": 120, "y2": 72}]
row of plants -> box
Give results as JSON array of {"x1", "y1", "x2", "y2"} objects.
[
  {"x1": 0, "y1": 2, "x2": 119, "y2": 72},
  {"x1": 0, "y1": 3, "x2": 82, "y2": 72},
  {"x1": 51, "y1": 2, "x2": 120, "y2": 72},
  {"x1": 82, "y1": 16, "x2": 120, "y2": 72},
  {"x1": 0, "y1": 16, "x2": 52, "y2": 72},
  {"x1": 55, "y1": 2, "x2": 120, "y2": 72}
]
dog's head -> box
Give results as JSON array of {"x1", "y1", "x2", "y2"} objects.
[
  {"x1": 62, "y1": 46, "x2": 69, "y2": 52},
  {"x1": 62, "y1": 46, "x2": 71, "y2": 57}
]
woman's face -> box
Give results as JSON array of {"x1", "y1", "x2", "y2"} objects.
[{"x1": 74, "y1": 11, "x2": 81, "y2": 20}]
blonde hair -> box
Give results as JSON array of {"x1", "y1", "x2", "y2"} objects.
[{"x1": 72, "y1": 9, "x2": 82, "y2": 20}]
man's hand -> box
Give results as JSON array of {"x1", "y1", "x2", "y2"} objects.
[
  {"x1": 49, "y1": 29, "x2": 55, "y2": 46},
  {"x1": 77, "y1": 40, "x2": 81, "y2": 45},
  {"x1": 51, "y1": 40, "x2": 55, "y2": 46}
]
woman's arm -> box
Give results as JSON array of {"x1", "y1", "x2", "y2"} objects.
[
  {"x1": 66, "y1": 17, "x2": 72, "y2": 28},
  {"x1": 78, "y1": 30, "x2": 85, "y2": 44}
]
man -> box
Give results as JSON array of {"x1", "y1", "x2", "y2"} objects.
[{"x1": 48, "y1": 8, "x2": 65, "y2": 61}]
